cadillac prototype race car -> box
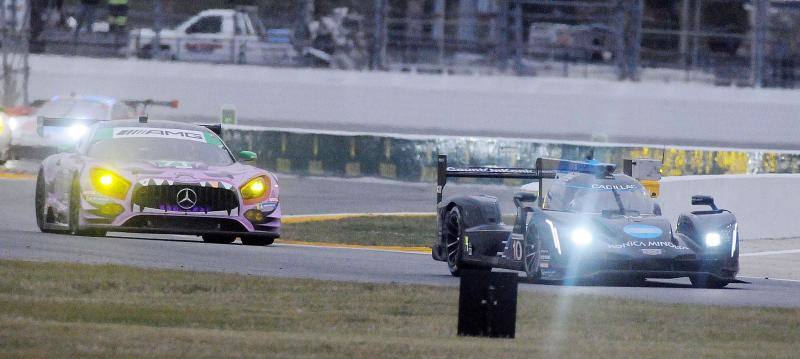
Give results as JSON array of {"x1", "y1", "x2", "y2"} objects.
[
  {"x1": 35, "y1": 118, "x2": 280, "y2": 245},
  {"x1": 432, "y1": 155, "x2": 741, "y2": 288}
]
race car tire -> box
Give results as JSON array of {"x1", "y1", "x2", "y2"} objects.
[
  {"x1": 444, "y1": 207, "x2": 488, "y2": 277},
  {"x1": 523, "y1": 233, "x2": 541, "y2": 281},
  {"x1": 241, "y1": 236, "x2": 275, "y2": 246},
  {"x1": 690, "y1": 275, "x2": 729, "y2": 289},
  {"x1": 69, "y1": 176, "x2": 106, "y2": 237},
  {"x1": 35, "y1": 169, "x2": 50, "y2": 233},
  {"x1": 202, "y1": 234, "x2": 236, "y2": 244}
]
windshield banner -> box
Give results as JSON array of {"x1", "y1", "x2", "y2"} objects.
[{"x1": 112, "y1": 127, "x2": 206, "y2": 142}]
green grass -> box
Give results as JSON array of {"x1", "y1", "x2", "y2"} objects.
[
  {"x1": 280, "y1": 216, "x2": 436, "y2": 247},
  {"x1": 1, "y1": 260, "x2": 799, "y2": 358}
]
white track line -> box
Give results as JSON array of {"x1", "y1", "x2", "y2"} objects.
[
  {"x1": 741, "y1": 249, "x2": 800, "y2": 257},
  {"x1": 739, "y1": 276, "x2": 800, "y2": 283}
]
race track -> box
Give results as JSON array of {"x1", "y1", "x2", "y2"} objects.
[{"x1": 2, "y1": 176, "x2": 800, "y2": 308}]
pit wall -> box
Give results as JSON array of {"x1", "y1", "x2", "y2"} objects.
[{"x1": 223, "y1": 127, "x2": 800, "y2": 182}]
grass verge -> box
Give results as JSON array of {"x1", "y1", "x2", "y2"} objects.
[
  {"x1": 2, "y1": 259, "x2": 799, "y2": 358},
  {"x1": 279, "y1": 215, "x2": 436, "y2": 248}
]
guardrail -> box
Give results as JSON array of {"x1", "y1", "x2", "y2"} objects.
[{"x1": 222, "y1": 126, "x2": 800, "y2": 183}]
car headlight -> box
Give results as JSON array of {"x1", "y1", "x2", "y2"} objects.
[
  {"x1": 8, "y1": 117, "x2": 17, "y2": 131},
  {"x1": 570, "y1": 228, "x2": 593, "y2": 246},
  {"x1": 67, "y1": 123, "x2": 89, "y2": 140},
  {"x1": 704, "y1": 232, "x2": 722, "y2": 247},
  {"x1": 0, "y1": 115, "x2": 4, "y2": 135},
  {"x1": 544, "y1": 219, "x2": 561, "y2": 255},
  {"x1": 240, "y1": 176, "x2": 269, "y2": 200},
  {"x1": 90, "y1": 168, "x2": 131, "y2": 200}
]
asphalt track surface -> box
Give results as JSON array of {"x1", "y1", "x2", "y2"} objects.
[{"x1": 2, "y1": 175, "x2": 800, "y2": 308}]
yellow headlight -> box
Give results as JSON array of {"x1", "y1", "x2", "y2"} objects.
[
  {"x1": 240, "y1": 176, "x2": 269, "y2": 200},
  {"x1": 90, "y1": 168, "x2": 131, "y2": 200}
]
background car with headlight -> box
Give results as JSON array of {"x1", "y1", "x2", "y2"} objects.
[
  {"x1": 432, "y1": 155, "x2": 740, "y2": 288},
  {"x1": 35, "y1": 119, "x2": 280, "y2": 245},
  {"x1": 7, "y1": 95, "x2": 177, "y2": 160}
]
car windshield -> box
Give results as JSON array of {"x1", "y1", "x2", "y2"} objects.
[
  {"x1": 544, "y1": 176, "x2": 654, "y2": 214},
  {"x1": 38, "y1": 99, "x2": 110, "y2": 120},
  {"x1": 87, "y1": 135, "x2": 234, "y2": 166}
]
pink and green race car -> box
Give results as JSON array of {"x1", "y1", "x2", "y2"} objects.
[{"x1": 35, "y1": 118, "x2": 280, "y2": 245}]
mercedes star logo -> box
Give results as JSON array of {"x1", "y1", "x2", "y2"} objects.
[{"x1": 176, "y1": 188, "x2": 198, "y2": 210}]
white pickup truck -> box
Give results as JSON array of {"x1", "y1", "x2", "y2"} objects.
[{"x1": 129, "y1": 8, "x2": 296, "y2": 65}]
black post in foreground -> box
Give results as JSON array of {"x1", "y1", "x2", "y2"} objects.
[{"x1": 457, "y1": 270, "x2": 518, "y2": 338}]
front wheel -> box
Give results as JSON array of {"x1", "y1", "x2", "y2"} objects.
[
  {"x1": 523, "y1": 234, "x2": 541, "y2": 281},
  {"x1": 69, "y1": 177, "x2": 105, "y2": 237},
  {"x1": 202, "y1": 234, "x2": 236, "y2": 244},
  {"x1": 690, "y1": 275, "x2": 729, "y2": 289},
  {"x1": 241, "y1": 236, "x2": 275, "y2": 246}
]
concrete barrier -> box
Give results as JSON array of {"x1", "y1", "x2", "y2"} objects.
[
  {"x1": 659, "y1": 174, "x2": 800, "y2": 239},
  {"x1": 222, "y1": 126, "x2": 800, "y2": 182}
]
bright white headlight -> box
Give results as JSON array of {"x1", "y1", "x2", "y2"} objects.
[
  {"x1": 705, "y1": 232, "x2": 721, "y2": 247},
  {"x1": 571, "y1": 228, "x2": 593, "y2": 246},
  {"x1": 67, "y1": 123, "x2": 88, "y2": 140},
  {"x1": 8, "y1": 118, "x2": 17, "y2": 131}
]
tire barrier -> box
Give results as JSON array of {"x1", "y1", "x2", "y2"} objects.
[{"x1": 222, "y1": 126, "x2": 800, "y2": 182}]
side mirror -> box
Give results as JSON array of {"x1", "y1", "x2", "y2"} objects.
[
  {"x1": 691, "y1": 195, "x2": 718, "y2": 211},
  {"x1": 513, "y1": 191, "x2": 538, "y2": 208},
  {"x1": 239, "y1": 150, "x2": 257, "y2": 162}
]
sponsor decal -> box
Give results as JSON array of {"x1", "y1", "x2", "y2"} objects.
[
  {"x1": 464, "y1": 235, "x2": 472, "y2": 255},
  {"x1": 608, "y1": 241, "x2": 689, "y2": 250},
  {"x1": 590, "y1": 184, "x2": 640, "y2": 191},
  {"x1": 113, "y1": 127, "x2": 206, "y2": 142},
  {"x1": 151, "y1": 161, "x2": 194, "y2": 169},
  {"x1": 623, "y1": 224, "x2": 663, "y2": 239},
  {"x1": 641, "y1": 248, "x2": 663, "y2": 256}
]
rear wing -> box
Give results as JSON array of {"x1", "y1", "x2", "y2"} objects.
[
  {"x1": 436, "y1": 155, "x2": 620, "y2": 206},
  {"x1": 124, "y1": 99, "x2": 179, "y2": 114},
  {"x1": 436, "y1": 155, "x2": 558, "y2": 206}
]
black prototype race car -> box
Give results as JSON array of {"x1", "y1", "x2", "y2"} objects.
[{"x1": 432, "y1": 155, "x2": 742, "y2": 288}]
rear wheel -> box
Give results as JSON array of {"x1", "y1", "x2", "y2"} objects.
[
  {"x1": 690, "y1": 275, "x2": 729, "y2": 289},
  {"x1": 69, "y1": 177, "x2": 106, "y2": 237},
  {"x1": 202, "y1": 234, "x2": 236, "y2": 244},
  {"x1": 241, "y1": 236, "x2": 275, "y2": 246},
  {"x1": 443, "y1": 207, "x2": 488, "y2": 277}
]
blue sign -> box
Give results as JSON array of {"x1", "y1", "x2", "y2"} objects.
[{"x1": 623, "y1": 224, "x2": 663, "y2": 239}]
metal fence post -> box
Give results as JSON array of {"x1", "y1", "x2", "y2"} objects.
[
  {"x1": 433, "y1": 0, "x2": 445, "y2": 67},
  {"x1": 751, "y1": 0, "x2": 768, "y2": 88},
  {"x1": 497, "y1": 0, "x2": 509, "y2": 71},
  {"x1": 690, "y1": 0, "x2": 702, "y2": 80},
  {"x1": 630, "y1": 0, "x2": 643, "y2": 80},
  {"x1": 512, "y1": 1, "x2": 523, "y2": 75},
  {"x1": 371, "y1": 0, "x2": 386, "y2": 70},
  {"x1": 153, "y1": 0, "x2": 162, "y2": 59}
]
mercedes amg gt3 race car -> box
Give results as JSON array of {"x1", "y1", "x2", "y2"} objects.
[
  {"x1": 432, "y1": 155, "x2": 741, "y2": 288},
  {"x1": 35, "y1": 118, "x2": 280, "y2": 245}
]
